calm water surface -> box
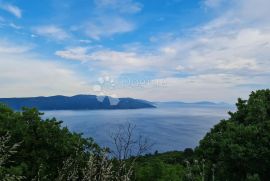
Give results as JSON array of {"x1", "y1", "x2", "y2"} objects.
[{"x1": 43, "y1": 105, "x2": 233, "y2": 152}]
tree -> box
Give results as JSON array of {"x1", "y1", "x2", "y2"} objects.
[
  {"x1": 0, "y1": 132, "x2": 24, "y2": 180},
  {"x1": 195, "y1": 89, "x2": 270, "y2": 181},
  {"x1": 0, "y1": 104, "x2": 100, "y2": 180},
  {"x1": 110, "y1": 123, "x2": 153, "y2": 180}
]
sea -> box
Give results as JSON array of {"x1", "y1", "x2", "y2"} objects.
[{"x1": 43, "y1": 104, "x2": 234, "y2": 153}]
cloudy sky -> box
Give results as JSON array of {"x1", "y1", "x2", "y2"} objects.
[{"x1": 0, "y1": 0, "x2": 269, "y2": 102}]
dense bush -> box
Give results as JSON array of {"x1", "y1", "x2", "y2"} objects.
[
  {"x1": 0, "y1": 104, "x2": 99, "y2": 180},
  {"x1": 196, "y1": 89, "x2": 270, "y2": 180},
  {"x1": 134, "y1": 151, "x2": 186, "y2": 181}
]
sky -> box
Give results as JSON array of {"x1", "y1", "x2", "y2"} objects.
[{"x1": 0, "y1": 0, "x2": 269, "y2": 103}]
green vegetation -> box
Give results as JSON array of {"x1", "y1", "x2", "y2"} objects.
[
  {"x1": 134, "y1": 151, "x2": 190, "y2": 181},
  {"x1": 0, "y1": 105, "x2": 101, "y2": 180},
  {"x1": 0, "y1": 89, "x2": 270, "y2": 180},
  {"x1": 195, "y1": 89, "x2": 270, "y2": 180}
]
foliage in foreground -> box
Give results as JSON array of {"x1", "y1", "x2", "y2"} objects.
[
  {"x1": 196, "y1": 89, "x2": 270, "y2": 180},
  {"x1": 0, "y1": 105, "x2": 101, "y2": 180},
  {"x1": 134, "y1": 151, "x2": 188, "y2": 181}
]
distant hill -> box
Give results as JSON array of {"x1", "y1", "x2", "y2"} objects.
[
  {"x1": 153, "y1": 101, "x2": 231, "y2": 108},
  {"x1": 0, "y1": 95, "x2": 156, "y2": 110}
]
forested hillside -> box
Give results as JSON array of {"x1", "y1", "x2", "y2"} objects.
[{"x1": 0, "y1": 95, "x2": 155, "y2": 110}]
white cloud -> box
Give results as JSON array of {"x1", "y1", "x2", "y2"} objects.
[
  {"x1": 0, "y1": 41, "x2": 93, "y2": 97},
  {"x1": 216, "y1": 58, "x2": 258, "y2": 71},
  {"x1": 70, "y1": 0, "x2": 140, "y2": 41},
  {"x1": 9, "y1": 23, "x2": 21, "y2": 29},
  {"x1": 89, "y1": 50, "x2": 149, "y2": 70},
  {"x1": 57, "y1": 29, "x2": 269, "y2": 83},
  {"x1": 203, "y1": 0, "x2": 270, "y2": 25},
  {"x1": 33, "y1": 25, "x2": 70, "y2": 40},
  {"x1": 100, "y1": 73, "x2": 268, "y2": 102},
  {"x1": 204, "y1": 0, "x2": 224, "y2": 8},
  {"x1": 55, "y1": 47, "x2": 92, "y2": 62},
  {"x1": 0, "y1": 3, "x2": 22, "y2": 18},
  {"x1": 0, "y1": 56, "x2": 93, "y2": 97},
  {"x1": 175, "y1": 65, "x2": 185, "y2": 71},
  {"x1": 79, "y1": 39, "x2": 92, "y2": 44},
  {"x1": 95, "y1": 0, "x2": 142, "y2": 14},
  {"x1": 55, "y1": 47, "x2": 154, "y2": 73},
  {"x1": 74, "y1": 0, "x2": 140, "y2": 40},
  {"x1": 57, "y1": 24, "x2": 270, "y2": 77},
  {"x1": 84, "y1": 17, "x2": 135, "y2": 40},
  {"x1": 164, "y1": 28, "x2": 270, "y2": 75},
  {"x1": 0, "y1": 40, "x2": 32, "y2": 54},
  {"x1": 234, "y1": 0, "x2": 270, "y2": 23}
]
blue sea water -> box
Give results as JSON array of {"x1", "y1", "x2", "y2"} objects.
[{"x1": 43, "y1": 105, "x2": 234, "y2": 153}]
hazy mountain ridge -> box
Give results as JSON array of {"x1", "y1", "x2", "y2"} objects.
[
  {"x1": 0, "y1": 95, "x2": 156, "y2": 110},
  {"x1": 153, "y1": 101, "x2": 232, "y2": 108}
]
